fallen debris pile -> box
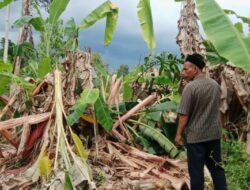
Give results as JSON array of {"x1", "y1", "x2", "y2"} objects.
[
  {"x1": 90, "y1": 140, "x2": 189, "y2": 190},
  {"x1": 0, "y1": 50, "x2": 190, "y2": 190}
]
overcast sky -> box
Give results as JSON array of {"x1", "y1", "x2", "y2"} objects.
[{"x1": 0, "y1": 0, "x2": 250, "y2": 71}]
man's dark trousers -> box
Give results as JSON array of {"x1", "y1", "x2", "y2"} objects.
[{"x1": 186, "y1": 139, "x2": 227, "y2": 190}]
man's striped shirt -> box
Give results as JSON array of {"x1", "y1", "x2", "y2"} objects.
[{"x1": 178, "y1": 75, "x2": 221, "y2": 143}]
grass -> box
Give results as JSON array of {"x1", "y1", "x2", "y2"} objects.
[{"x1": 222, "y1": 133, "x2": 250, "y2": 190}]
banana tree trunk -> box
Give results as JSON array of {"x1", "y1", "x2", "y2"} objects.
[
  {"x1": 13, "y1": 0, "x2": 33, "y2": 75},
  {"x1": 3, "y1": 4, "x2": 10, "y2": 63},
  {"x1": 176, "y1": 0, "x2": 208, "y2": 94},
  {"x1": 176, "y1": 0, "x2": 206, "y2": 56}
]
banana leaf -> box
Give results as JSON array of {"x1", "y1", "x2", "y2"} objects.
[
  {"x1": 13, "y1": 16, "x2": 44, "y2": 31},
  {"x1": 224, "y1": 9, "x2": 250, "y2": 25},
  {"x1": 71, "y1": 132, "x2": 89, "y2": 161},
  {"x1": 147, "y1": 101, "x2": 177, "y2": 112},
  {"x1": 38, "y1": 57, "x2": 52, "y2": 79},
  {"x1": 234, "y1": 22, "x2": 243, "y2": 34},
  {"x1": 67, "y1": 89, "x2": 99, "y2": 126},
  {"x1": 0, "y1": 0, "x2": 12, "y2": 9},
  {"x1": 94, "y1": 96, "x2": 113, "y2": 132},
  {"x1": 79, "y1": 0, "x2": 119, "y2": 45},
  {"x1": 68, "y1": 156, "x2": 95, "y2": 189},
  {"x1": 0, "y1": 61, "x2": 12, "y2": 95},
  {"x1": 139, "y1": 124, "x2": 181, "y2": 158},
  {"x1": 104, "y1": 4, "x2": 119, "y2": 45},
  {"x1": 146, "y1": 111, "x2": 161, "y2": 122},
  {"x1": 64, "y1": 173, "x2": 75, "y2": 190},
  {"x1": 65, "y1": 18, "x2": 77, "y2": 39},
  {"x1": 195, "y1": 0, "x2": 250, "y2": 71},
  {"x1": 95, "y1": 62, "x2": 109, "y2": 78},
  {"x1": 137, "y1": 0, "x2": 155, "y2": 49},
  {"x1": 206, "y1": 52, "x2": 227, "y2": 65},
  {"x1": 48, "y1": 0, "x2": 70, "y2": 24},
  {"x1": 39, "y1": 155, "x2": 52, "y2": 177},
  {"x1": 0, "y1": 72, "x2": 35, "y2": 95}
]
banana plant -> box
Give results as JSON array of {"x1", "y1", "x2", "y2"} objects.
[
  {"x1": 0, "y1": 60, "x2": 35, "y2": 95},
  {"x1": 195, "y1": 0, "x2": 250, "y2": 71},
  {"x1": 48, "y1": 0, "x2": 70, "y2": 24},
  {"x1": 0, "y1": 0, "x2": 13, "y2": 9},
  {"x1": 137, "y1": 0, "x2": 156, "y2": 50},
  {"x1": 79, "y1": 0, "x2": 119, "y2": 45},
  {"x1": 67, "y1": 88, "x2": 113, "y2": 132}
]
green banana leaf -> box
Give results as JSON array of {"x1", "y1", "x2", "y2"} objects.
[
  {"x1": 137, "y1": 0, "x2": 155, "y2": 49},
  {"x1": 139, "y1": 124, "x2": 183, "y2": 158},
  {"x1": 13, "y1": 16, "x2": 32, "y2": 27},
  {"x1": 79, "y1": 0, "x2": 119, "y2": 45},
  {"x1": 13, "y1": 16, "x2": 44, "y2": 31},
  {"x1": 195, "y1": 0, "x2": 250, "y2": 71},
  {"x1": 146, "y1": 111, "x2": 161, "y2": 122},
  {"x1": 104, "y1": 4, "x2": 119, "y2": 45},
  {"x1": 38, "y1": 57, "x2": 52, "y2": 79},
  {"x1": 203, "y1": 40, "x2": 228, "y2": 64},
  {"x1": 12, "y1": 42, "x2": 34, "y2": 58},
  {"x1": 94, "y1": 62, "x2": 109, "y2": 78},
  {"x1": 0, "y1": 72, "x2": 35, "y2": 90},
  {"x1": 234, "y1": 22, "x2": 243, "y2": 34},
  {"x1": 64, "y1": 172, "x2": 75, "y2": 190},
  {"x1": 148, "y1": 101, "x2": 177, "y2": 112},
  {"x1": 94, "y1": 96, "x2": 113, "y2": 132},
  {"x1": 0, "y1": 61, "x2": 12, "y2": 95},
  {"x1": 0, "y1": 0, "x2": 12, "y2": 9},
  {"x1": 48, "y1": 0, "x2": 70, "y2": 24},
  {"x1": 65, "y1": 18, "x2": 77, "y2": 39},
  {"x1": 224, "y1": 9, "x2": 250, "y2": 25},
  {"x1": 67, "y1": 89, "x2": 99, "y2": 126}
]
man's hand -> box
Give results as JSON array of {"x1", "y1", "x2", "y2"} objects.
[{"x1": 175, "y1": 134, "x2": 182, "y2": 146}]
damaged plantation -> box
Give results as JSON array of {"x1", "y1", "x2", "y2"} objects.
[{"x1": 0, "y1": 0, "x2": 250, "y2": 189}]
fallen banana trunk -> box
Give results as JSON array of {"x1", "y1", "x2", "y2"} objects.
[
  {"x1": 0, "y1": 112, "x2": 51, "y2": 131},
  {"x1": 112, "y1": 94, "x2": 157, "y2": 129},
  {"x1": 90, "y1": 139, "x2": 190, "y2": 190}
]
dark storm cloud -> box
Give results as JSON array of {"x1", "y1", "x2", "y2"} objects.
[{"x1": 66, "y1": 0, "x2": 183, "y2": 71}]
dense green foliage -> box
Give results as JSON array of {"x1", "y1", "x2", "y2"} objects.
[
  {"x1": 222, "y1": 133, "x2": 250, "y2": 190},
  {"x1": 195, "y1": 0, "x2": 250, "y2": 71}
]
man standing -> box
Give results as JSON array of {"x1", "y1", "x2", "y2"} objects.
[{"x1": 175, "y1": 54, "x2": 227, "y2": 190}]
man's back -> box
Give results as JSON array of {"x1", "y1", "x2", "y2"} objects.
[{"x1": 178, "y1": 75, "x2": 221, "y2": 143}]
